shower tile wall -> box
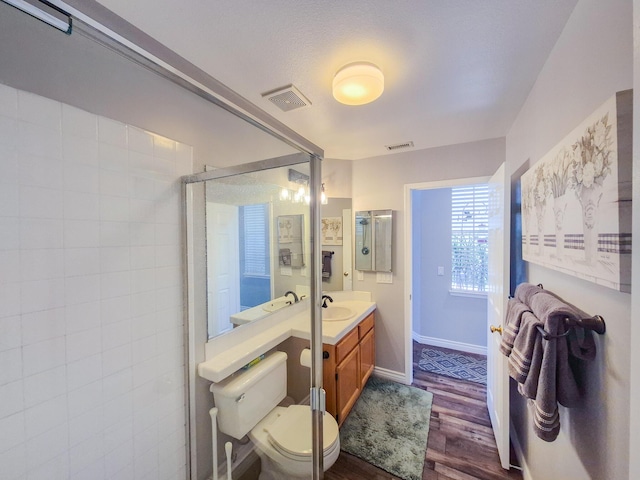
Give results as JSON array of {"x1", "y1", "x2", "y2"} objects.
[{"x1": 0, "y1": 84, "x2": 192, "y2": 480}]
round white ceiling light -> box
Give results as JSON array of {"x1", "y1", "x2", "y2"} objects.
[{"x1": 332, "y1": 62, "x2": 384, "y2": 106}]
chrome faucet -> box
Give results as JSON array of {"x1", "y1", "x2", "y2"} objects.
[
  {"x1": 284, "y1": 291, "x2": 299, "y2": 304},
  {"x1": 321, "y1": 295, "x2": 333, "y2": 308}
]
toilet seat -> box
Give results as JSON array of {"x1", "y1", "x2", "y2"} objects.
[{"x1": 264, "y1": 405, "x2": 339, "y2": 460}]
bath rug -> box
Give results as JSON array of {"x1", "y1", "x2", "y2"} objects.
[
  {"x1": 339, "y1": 376, "x2": 433, "y2": 480},
  {"x1": 418, "y1": 347, "x2": 487, "y2": 385}
]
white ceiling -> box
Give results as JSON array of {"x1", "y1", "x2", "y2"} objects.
[{"x1": 94, "y1": 0, "x2": 578, "y2": 160}]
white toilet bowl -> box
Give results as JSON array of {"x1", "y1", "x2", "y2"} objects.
[
  {"x1": 209, "y1": 352, "x2": 340, "y2": 479},
  {"x1": 249, "y1": 405, "x2": 340, "y2": 480}
]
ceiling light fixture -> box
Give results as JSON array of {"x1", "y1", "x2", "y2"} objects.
[{"x1": 332, "y1": 62, "x2": 384, "y2": 106}]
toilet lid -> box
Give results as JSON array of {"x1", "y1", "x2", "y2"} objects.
[{"x1": 265, "y1": 405, "x2": 339, "y2": 458}]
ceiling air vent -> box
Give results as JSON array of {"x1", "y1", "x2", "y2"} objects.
[
  {"x1": 262, "y1": 84, "x2": 311, "y2": 112},
  {"x1": 385, "y1": 141, "x2": 414, "y2": 151}
]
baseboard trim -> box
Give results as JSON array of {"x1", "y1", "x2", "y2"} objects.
[
  {"x1": 373, "y1": 366, "x2": 410, "y2": 385},
  {"x1": 509, "y1": 422, "x2": 532, "y2": 480},
  {"x1": 412, "y1": 332, "x2": 487, "y2": 355}
]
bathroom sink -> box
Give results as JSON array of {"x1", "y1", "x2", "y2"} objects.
[
  {"x1": 322, "y1": 306, "x2": 354, "y2": 322},
  {"x1": 262, "y1": 299, "x2": 293, "y2": 312}
]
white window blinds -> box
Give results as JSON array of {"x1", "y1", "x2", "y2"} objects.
[
  {"x1": 242, "y1": 204, "x2": 269, "y2": 276},
  {"x1": 451, "y1": 184, "x2": 489, "y2": 293}
]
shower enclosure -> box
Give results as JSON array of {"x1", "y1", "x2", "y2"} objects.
[
  {"x1": 0, "y1": 2, "x2": 328, "y2": 479},
  {"x1": 183, "y1": 151, "x2": 327, "y2": 480}
]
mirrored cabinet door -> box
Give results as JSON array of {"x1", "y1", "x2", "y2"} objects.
[{"x1": 355, "y1": 209, "x2": 393, "y2": 272}]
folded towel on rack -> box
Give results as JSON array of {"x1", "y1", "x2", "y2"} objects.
[
  {"x1": 279, "y1": 248, "x2": 291, "y2": 266},
  {"x1": 508, "y1": 311, "x2": 543, "y2": 384},
  {"x1": 567, "y1": 327, "x2": 596, "y2": 361},
  {"x1": 529, "y1": 291, "x2": 585, "y2": 441},
  {"x1": 500, "y1": 299, "x2": 532, "y2": 357},
  {"x1": 543, "y1": 291, "x2": 597, "y2": 362},
  {"x1": 322, "y1": 251, "x2": 332, "y2": 279},
  {"x1": 514, "y1": 282, "x2": 543, "y2": 306}
]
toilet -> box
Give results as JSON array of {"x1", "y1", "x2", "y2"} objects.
[{"x1": 210, "y1": 351, "x2": 340, "y2": 480}]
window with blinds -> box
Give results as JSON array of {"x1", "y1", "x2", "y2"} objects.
[
  {"x1": 240, "y1": 204, "x2": 270, "y2": 276},
  {"x1": 451, "y1": 184, "x2": 489, "y2": 293}
]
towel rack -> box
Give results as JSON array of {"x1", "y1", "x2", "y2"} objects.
[
  {"x1": 536, "y1": 315, "x2": 606, "y2": 340},
  {"x1": 531, "y1": 283, "x2": 606, "y2": 340},
  {"x1": 509, "y1": 283, "x2": 606, "y2": 340}
]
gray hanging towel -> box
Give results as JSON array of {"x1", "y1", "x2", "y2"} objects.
[
  {"x1": 279, "y1": 248, "x2": 291, "y2": 266},
  {"x1": 500, "y1": 298, "x2": 533, "y2": 357},
  {"x1": 514, "y1": 282, "x2": 544, "y2": 306},
  {"x1": 322, "y1": 251, "x2": 333, "y2": 279}
]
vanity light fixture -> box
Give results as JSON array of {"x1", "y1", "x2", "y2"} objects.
[
  {"x1": 2, "y1": 0, "x2": 72, "y2": 34},
  {"x1": 332, "y1": 62, "x2": 384, "y2": 106},
  {"x1": 321, "y1": 183, "x2": 328, "y2": 205}
]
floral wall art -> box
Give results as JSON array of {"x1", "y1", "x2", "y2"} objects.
[
  {"x1": 521, "y1": 90, "x2": 632, "y2": 292},
  {"x1": 321, "y1": 217, "x2": 343, "y2": 245}
]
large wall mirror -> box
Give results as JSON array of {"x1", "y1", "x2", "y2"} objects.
[
  {"x1": 355, "y1": 209, "x2": 393, "y2": 272},
  {"x1": 205, "y1": 163, "x2": 311, "y2": 339}
]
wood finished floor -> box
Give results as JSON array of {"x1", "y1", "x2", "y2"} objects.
[{"x1": 325, "y1": 342, "x2": 523, "y2": 480}]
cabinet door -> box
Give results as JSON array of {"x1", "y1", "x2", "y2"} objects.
[
  {"x1": 336, "y1": 345, "x2": 360, "y2": 425},
  {"x1": 359, "y1": 327, "x2": 375, "y2": 389}
]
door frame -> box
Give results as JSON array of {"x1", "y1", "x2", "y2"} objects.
[{"x1": 403, "y1": 175, "x2": 490, "y2": 385}]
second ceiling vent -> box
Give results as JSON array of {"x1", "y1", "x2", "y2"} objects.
[
  {"x1": 262, "y1": 84, "x2": 311, "y2": 112},
  {"x1": 385, "y1": 141, "x2": 414, "y2": 151}
]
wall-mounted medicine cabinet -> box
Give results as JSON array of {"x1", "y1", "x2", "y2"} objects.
[{"x1": 355, "y1": 209, "x2": 393, "y2": 272}]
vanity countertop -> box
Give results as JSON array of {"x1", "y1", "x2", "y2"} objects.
[
  {"x1": 198, "y1": 291, "x2": 375, "y2": 383},
  {"x1": 290, "y1": 300, "x2": 376, "y2": 344}
]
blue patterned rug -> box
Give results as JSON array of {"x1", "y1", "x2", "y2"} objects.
[{"x1": 418, "y1": 347, "x2": 487, "y2": 384}]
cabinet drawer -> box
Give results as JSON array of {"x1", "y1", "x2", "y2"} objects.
[
  {"x1": 335, "y1": 327, "x2": 359, "y2": 364},
  {"x1": 359, "y1": 312, "x2": 374, "y2": 338}
]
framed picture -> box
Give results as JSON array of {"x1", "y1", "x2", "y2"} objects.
[
  {"x1": 521, "y1": 90, "x2": 632, "y2": 292},
  {"x1": 321, "y1": 217, "x2": 343, "y2": 245}
]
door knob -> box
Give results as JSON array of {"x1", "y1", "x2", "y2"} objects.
[
  {"x1": 490, "y1": 325, "x2": 503, "y2": 335},
  {"x1": 343, "y1": 272, "x2": 349, "y2": 277}
]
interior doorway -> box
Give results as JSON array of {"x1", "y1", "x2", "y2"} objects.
[{"x1": 403, "y1": 176, "x2": 490, "y2": 384}]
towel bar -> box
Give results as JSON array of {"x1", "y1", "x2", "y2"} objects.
[{"x1": 536, "y1": 314, "x2": 606, "y2": 340}]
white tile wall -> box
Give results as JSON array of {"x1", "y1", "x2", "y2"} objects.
[{"x1": 0, "y1": 84, "x2": 192, "y2": 480}]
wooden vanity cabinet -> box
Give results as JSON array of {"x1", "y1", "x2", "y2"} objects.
[{"x1": 323, "y1": 311, "x2": 375, "y2": 426}]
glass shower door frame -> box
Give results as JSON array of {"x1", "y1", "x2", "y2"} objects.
[{"x1": 182, "y1": 152, "x2": 326, "y2": 479}]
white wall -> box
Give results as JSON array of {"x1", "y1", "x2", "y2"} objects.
[
  {"x1": 505, "y1": 0, "x2": 633, "y2": 478},
  {"x1": 629, "y1": 1, "x2": 640, "y2": 478},
  {"x1": 352, "y1": 138, "x2": 504, "y2": 374},
  {"x1": 322, "y1": 159, "x2": 353, "y2": 199},
  {"x1": 411, "y1": 188, "x2": 487, "y2": 349},
  {"x1": 0, "y1": 85, "x2": 192, "y2": 480}
]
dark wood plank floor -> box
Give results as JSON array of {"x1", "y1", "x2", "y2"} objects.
[{"x1": 325, "y1": 342, "x2": 523, "y2": 480}]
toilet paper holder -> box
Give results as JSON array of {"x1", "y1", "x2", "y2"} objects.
[{"x1": 300, "y1": 349, "x2": 330, "y2": 368}]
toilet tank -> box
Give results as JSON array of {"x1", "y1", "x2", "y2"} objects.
[{"x1": 210, "y1": 351, "x2": 288, "y2": 440}]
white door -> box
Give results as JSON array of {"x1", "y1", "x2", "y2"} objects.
[
  {"x1": 342, "y1": 208, "x2": 353, "y2": 290},
  {"x1": 206, "y1": 202, "x2": 240, "y2": 338},
  {"x1": 486, "y1": 163, "x2": 510, "y2": 469}
]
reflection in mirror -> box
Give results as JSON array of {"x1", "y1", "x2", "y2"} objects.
[
  {"x1": 205, "y1": 163, "x2": 311, "y2": 339},
  {"x1": 355, "y1": 209, "x2": 393, "y2": 272},
  {"x1": 277, "y1": 214, "x2": 304, "y2": 268}
]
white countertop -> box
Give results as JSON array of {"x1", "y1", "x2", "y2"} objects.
[{"x1": 198, "y1": 291, "x2": 375, "y2": 383}]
